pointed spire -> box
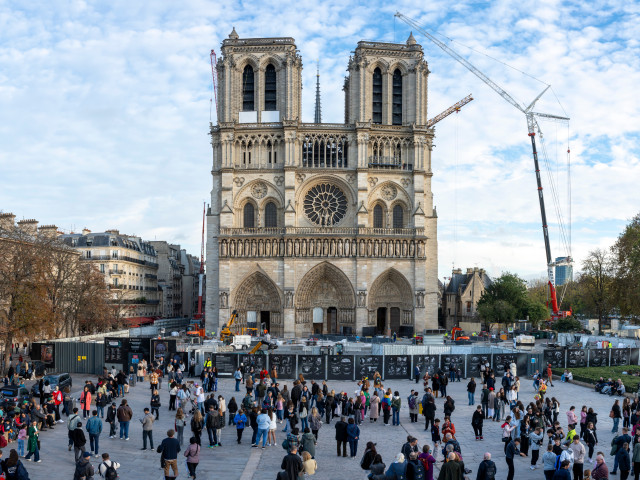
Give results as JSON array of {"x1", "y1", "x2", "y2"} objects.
[
  {"x1": 314, "y1": 61, "x2": 322, "y2": 124},
  {"x1": 406, "y1": 31, "x2": 416, "y2": 46},
  {"x1": 229, "y1": 27, "x2": 239, "y2": 39}
]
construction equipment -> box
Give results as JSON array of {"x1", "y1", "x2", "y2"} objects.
[
  {"x1": 426, "y1": 94, "x2": 473, "y2": 128},
  {"x1": 396, "y1": 12, "x2": 572, "y2": 321},
  {"x1": 451, "y1": 327, "x2": 472, "y2": 344},
  {"x1": 219, "y1": 310, "x2": 238, "y2": 342},
  {"x1": 188, "y1": 203, "x2": 207, "y2": 337},
  {"x1": 248, "y1": 339, "x2": 278, "y2": 355}
]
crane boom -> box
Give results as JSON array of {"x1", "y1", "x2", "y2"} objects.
[
  {"x1": 395, "y1": 13, "x2": 525, "y2": 114},
  {"x1": 395, "y1": 12, "x2": 572, "y2": 320},
  {"x1": 426, "y1": 94, "x2": 474, "y2": 128}
]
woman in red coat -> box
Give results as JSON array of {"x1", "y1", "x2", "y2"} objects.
[
  {"x1": 80, "y1": 386, "x2": 92, "y2": 418},
  {"x1": 52, "y1": 385, "x2": 63, "y2": 422}
]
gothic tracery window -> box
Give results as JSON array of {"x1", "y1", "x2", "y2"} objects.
[
  {"x1": 392, "y1": 69, "x2": 403, "y2": 125},
  {"x1": 264, "y1": 64, "x2": 277, "y2": 111},
  {"x1": 303, "y1": 183, "x2": 348, "y2": 226},
  {"x1": 264, "y1": 202, "x2": 277, "y2": 228},
  {"x1": 243, "y1": 203, "x2": 255, "y2": 228},
  {"x1": 373, "y1": 204, "x2": 384, "y2": 228},
  {"x1": 393, "y1": 205, "x2": 404, "y2": 229},
  {"x1": 242, "y1": 65, "x2": 255, "y2": 111},
  {"x1": 372, "y1": 67, "x2": 382, "y2": 124}
]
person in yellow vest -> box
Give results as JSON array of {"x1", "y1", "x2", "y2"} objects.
[{"x1": 204, "y1": 357, "x2": 212, "y2": 369}]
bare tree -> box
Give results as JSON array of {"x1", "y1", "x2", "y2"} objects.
[{"x1": 580, "y1": 248, "x2": 615, "y2": 332}]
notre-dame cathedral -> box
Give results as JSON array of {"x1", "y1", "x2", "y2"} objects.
[{"x1": 205, "y1": 28, "x2": 439, "y2": 338}]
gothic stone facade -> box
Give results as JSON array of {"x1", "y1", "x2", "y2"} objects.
[{"x1": 205, "y1": 30, "x2": 439, "y2": 337}]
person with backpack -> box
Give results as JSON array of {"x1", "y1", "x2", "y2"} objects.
[
  {"x1": 1, "y1": 448, "x2": 30, "y2": 480},
  {"x1": 408, "y1": 391, "x2": 419, "y2": 423},
  {"x1": 407, "y1": 451, "x2": 426, "y2": 480},
  {"x1": 73, "y1": 421, "x2": 88, "y2": 461},
  {"x1": 391, "y1": 392, "x2": 401, "y2": 426},
  {"x1": 418, "y1": 444, "x2": 436, "y2": 480},
  {"x1": 97, "y1": 453, "x2": 120, "y2": 480},
  {"x1": 67, "y1": 408, "x2": 82, "y2": 451},
  {"x1": 73, "y1": 451, "x2": 94, "y2": 480},
  {"x1": 381, "y1": 391, "x2": 392, "y2": 425},
  {"x1": 360, "y1": 442, "x2": 378, "y2": 470},
  {"x1": 476, "y1": 452, "x2": 497, "y2": 480}
]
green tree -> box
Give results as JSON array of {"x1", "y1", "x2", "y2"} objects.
[
  {"x1": 613, "y1": 213, "x2": 640, "y2": 319},
  {"x1": 477, "y1": 272, "x2": 548, "y2": 328},
  {"x1": 553, "y1": 317, "x2": 583, "y2": 332}
]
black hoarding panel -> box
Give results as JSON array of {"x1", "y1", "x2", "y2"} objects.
[
  {"x1": 328, "y1": 355, "x2": 354, "y2": 380},
  {"x1": 104, "y1": 338, "x2": 128, "y2": 364},
  {"x1": 631, "y1": 349, "x2": 640, "y2": 366},
  {"x1": 441, "y1": 355, "x2": 464, "y2": 374},
  {"x1": 413, "y1": 355, "x2": 439, "y2": 377},
  {"x1": 240, "y1": 354, "x2": 266, "y2": 371},
  {"x1": 356, "y1": 356, "x2": 383, "y2": 379},
  {"x1": 467, "y1": 354, "x2": 490, "y2": 378},
  {"x1": 213, "y1": 354, "x2": 237, "y2": 375},
  {"x1": 589, "y1": 349, "x2": 609, "y2": 367},
  {"x1": 269, "y1": 354, "x2": 296, "y2": 378},
  {"x1": 128, "y1": 337, "x2": 151, "y2": 364},
  {"x1": 516, "y1": 354, "x2": 529, "y2": 377},
  {"x1": 567, "y1": 349, "x2": 587, "y2": 368},
  {"x1": 39, "y1": 343, "x2": 56, "y2": 368},
  {"x1": 492, "y1": 354, "x2": 518, "y2": 376},
  {"x1": 298, "y1": 356, "x2": 326, "y2": 380},
  {"x1": 385, "y1": 356, "x2": 410, "y2": 379},
  {"x1": 610, "y1": 348, "x2": 630, "y2": 367},
  {"x1": 151, "y1": 339, "x2": 177, "y2": 365},
  {"x1": 543, "y1": 349, "x2": 565, "y2": 369}
]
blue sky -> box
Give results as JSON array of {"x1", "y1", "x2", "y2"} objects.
[{"x1": 1, "y1": 0, "x2": 638, "y2": 285}]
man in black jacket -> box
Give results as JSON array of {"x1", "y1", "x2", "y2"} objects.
[
  {"x1": 477, "y1": 452, "x2": 497, "y2": 480},
  {"x1": 423, "y1": 395, "x2": 436, "y2": 431},
  {"x1": 335, "y1": 416, "x2": 348, "y2": 457},
  {"x1": 505, "y1": 438, "x2": 525, "y2": 480},
  {"x1": 281, "y1": 446, "x2": 303, "y2": 480},
  {"x1": 157, "y1": 429, "x2": 181, "y2": 479},
  {"x1": 402, "y1": 436, "x2": 419, "y2": 461},
  {"x1": 105, "y1": 402, "x2": 117, "y2": 438},
  {"x1": 291, "y1": 381, "x2": 302, "y2": 409},
  {"x1": 73, "y1": 421, "x2": 87, "y2": 462}
]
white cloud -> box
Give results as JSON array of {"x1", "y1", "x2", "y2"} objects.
[{"x1": 0, "y1": 0, "x2": 637, "y2": 283}]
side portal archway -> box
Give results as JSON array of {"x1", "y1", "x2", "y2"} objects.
[{"x1": 232, "y1": 271, "x2": 283, "y2": 336}]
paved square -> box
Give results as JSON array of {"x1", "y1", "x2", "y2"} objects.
[{"x1": 19, "y1": 372, "x2": 624, "y2": 479}]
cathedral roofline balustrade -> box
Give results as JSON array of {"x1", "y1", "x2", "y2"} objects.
[{"x1": 219, "y1": 226, "x2": 424, "y2": 237}]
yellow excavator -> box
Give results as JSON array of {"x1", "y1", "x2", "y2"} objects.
[
  {"x1": 219, "y1": 310, "x2": 238, "y2": 342},
  {"x1": 248, "y1": 339, "x2": 278, "y2": 354}
]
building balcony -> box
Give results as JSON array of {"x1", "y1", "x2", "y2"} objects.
[
  {"x1": 145, "y1": 260, "x2": 159, "y2": 268},
  {"x1": 145, "y1": 273, "x2": 157, "y2": 280},
  {"x1": 109, "y1": 270, "x2": 122, "y2": 275},
  {"x1": 110, "y1": 285, "x2": 124, "y2": 290},
  {"x1": 219, "y1": 226, "x2": 424, "y2": 237},
  {"x1": 368, "y1": 157, "x2": 413, "y2": 171}
]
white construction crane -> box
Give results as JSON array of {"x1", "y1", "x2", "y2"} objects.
[{"x1": 395, "y1": 12, "x2": 572, "y2": 320}]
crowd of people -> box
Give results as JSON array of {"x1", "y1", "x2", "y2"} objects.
[{"x1": 1, "y1": 347, "x2": 639, "y2": 480}]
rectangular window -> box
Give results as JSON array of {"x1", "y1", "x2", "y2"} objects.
[
  {"x1": 466, "y1": 301, "x2": 472, "y2": 313},
  {"x1": 85, "y1": 250, "x2": 92, "y2": 259},
  {"x1": 99, "y1": 264, "x2": 105, "y2": 273}
]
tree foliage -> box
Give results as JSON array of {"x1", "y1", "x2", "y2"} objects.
[
  {"x1": 613, "y1": 213, "x2": 640, "y2": 319},
  {"x1": 477, "y1": 272, "x2": 549, "y2": 327},
  {"x1": 0, "y1": 226, "x2": 116, "y2": 369},
  {"x1": 553, "y1": 316, "x2": 584, "y2": 332},
  {"x1": 579, "y1": 248, "x2": 615, "y2": 330}
]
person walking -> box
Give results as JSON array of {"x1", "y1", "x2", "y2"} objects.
[
  {"x1": 505, "y1": 438, "x2": 525, "y2": 480},
  {"x1": 204, "y1": 405, "x2": 216, "y2": 448},
  {"x1": 190, "y1": 410, "x2": 204, "y2": 446},
  {"x1": 476, "y1": 452, "x2": 497, "y2": 480},
  {"x1": 105, "y1": 402, "x2": 117, "y2": 439},
  {"x1": 616, "y1": 442, "x2": 631, "y2": 480},
  {"x1": 335, "y1": 416, "x2": 348, "y2": 458},
  {"x1": 472, "y1": 406, "x2": 484, "y2": 440},
  {"x1": 67, "y1": 408, "x2": 82, "y2": 451},
  {"x1": 157, "y1": 429, "x2": 181, "y2": 479},
  {"x1": 140, "y1": 407, "x2": 155, "y2": 451},
  {"x1": 24, "y1": 420, "x2": 40, "y2": 463},
  {"x1": 300, "y1": 427, "x2": 316, "y2": 459},
  {"x1": 86, "y1": 410, "x2": 102, "y2": 458},
  {"x1": 255, "y1": 408, "x2": 270, "y2": 449},
  {"x1": 392, "y1": 391, "x2": 402, "y2": 426},
  {"x1": 467, "y1": 378, "x2": 476, "y2": 406},
  {"x1": 184, "y1": 437, "x2": 201, "y2": 479},
  {"x1": 150, "y1": 390, "x2": 161, "y2": 420},
  {"x1": 116, "y1": 399, "x2": 132, "y2": 441},
  {"x1": 234, "y1": 409, "x2": 247, "y2": 444},
  {"x1": 73, "y1": 421, "x2": 88, "y2": 462},
  {"x1": 175, "y1": 409, "x2": 186, "y2": 447},
  {"x1": 414, "y1": 365, "x2": 421, "y2": 384},
  {"x1": 97, "y1": 453, "x2": 120, "y2": 480},
  {"x1": 213, "y1": 407, "x2": 225, "y2": 447},
  {"x1": 73, "y1": 451, "x2": 94, "y2": 480}
]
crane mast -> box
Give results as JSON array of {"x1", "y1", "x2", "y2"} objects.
[{"x1": 395, "y1": 12, "x2": 571, "y2": 320}]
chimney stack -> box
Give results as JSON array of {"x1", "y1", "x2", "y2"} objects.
[
  {"x1": 466, "y1": 268, "x2": 473, "y2": 274},
  {"x1": 17, "y1": 219, "x2": 38, "y2": 236},
  {"x1": 82, "y1": 228, "x2": 91, "y2": 235},
  {"x1": 105, "y1": 229, "x2": 120, "y2": 235},
  {"x1": 38, "y1": 225, "x2": 59, "y2": 239},
  {"x1": 0, "y1": 212, "x2": 16, "y2": 231},
  {"x1": 452, "y1": 268, "x2": 462, "y2": 275}
]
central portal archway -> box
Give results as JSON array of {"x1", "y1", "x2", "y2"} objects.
[
  {"x1": 296, "y1": 262, "x2": 356, "y2": 335},
  {"x1": 232, "y1": 271, "x2": 283, "y2": 336}
]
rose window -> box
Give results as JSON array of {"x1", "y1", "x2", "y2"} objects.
[{"x1": 303, "y1": 183, "x2": 348, "y2": 226}]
